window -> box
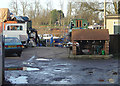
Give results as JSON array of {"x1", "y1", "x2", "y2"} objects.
[
  {"x1": 79, "y1": 20, "x2": 82, "y2": 27},
  {"x1": 76, "y1": 20, "x2": 82, "y2": 27},
  {"x1": 76, "y1": 20, "x2": 78, "y2": 27},
  {"x1": 7, "y1": 25, "x2": 23, "y2": 30},
  {"x1": 114, "y1": 25, "x2": 120, "y2": 34},
  {"x1": 72, "y1": 24, "x2": 74, "y2": 27},
  {"x1": 20, "y1": 26, "x2": 23, "y2": 30},
  {"x1": 7, "y1": 26, "x2": 10, "y2": 30},
  {"x1": 83, "y1": 23, "x2": 87, "y2": 27}
]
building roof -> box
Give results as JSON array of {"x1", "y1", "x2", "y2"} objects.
[
  {"x1": 72, "y1": 29, "x2": 109, "y2": 41},
  {"x1": 106, "y1": 14, "x2": 120, "y2": 19}
]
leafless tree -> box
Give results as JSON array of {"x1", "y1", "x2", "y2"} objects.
[
  {"x1": 34, "y1": 0, "x2": 41, "y2": 18},
  {"x1": 59, "y1": 0, "x2": 64, "y2": 26},
  {"x1": 44, "y1": 0, "x2": 53, "y2": 26},
  {"x1": 20, "y1": 0, "x2": 29, "y2": 16},
  {"x1": 27, "y1": 3, "x2": 34, "y2": 19},
  {"x1": 72, "y1": 2, "x2": 100, "y2": 24},
  {"x1": 67, "y1": 1, "x2": 74, "y2": 25},
  {"x1": 113, "y1": 1, "x2": 118, "y2": 14},
  {"x1": 9, "y1": 0, "x2": 19, "y2": 15},
  {"x1": 66, "y1": 0, "x2": 119, "y2": 25}
]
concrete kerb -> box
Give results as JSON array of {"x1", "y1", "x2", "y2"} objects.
[{"x1": 68, "y1": 54, "x2": 113, "y2": 59}]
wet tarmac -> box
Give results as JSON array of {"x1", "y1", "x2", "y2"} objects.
[{"x1": 4, "y1": 47, "x2": 119, "y2": 85}]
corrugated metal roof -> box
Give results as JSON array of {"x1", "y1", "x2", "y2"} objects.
[{"x1": 72, "y1": 29, "x2": 109, "y2": 41}]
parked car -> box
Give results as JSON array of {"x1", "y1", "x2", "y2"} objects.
[
  {"x1": 4, "y1": 37, "x2": 23, "y2": 57},
  {"x1": 66, "y1": 42, "x2": 73, "y2": 47},
  {"x1": 66, "y1": 42, "x2": 79, "y2": 47},
  {"x1": 53, "y1": 38, "x2": 64, "y2": 47}
]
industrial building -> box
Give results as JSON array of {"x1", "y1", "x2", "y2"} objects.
[
  {"x1": 106, "y1": 15, "x2": 120, "y2": 54},
  {"x1": 106, "y1": 14, "x2": 120, "y2": 35}
]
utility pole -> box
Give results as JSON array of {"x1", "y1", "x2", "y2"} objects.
[{"x1": 104, "y1": 0, "x2": 106, "y2": 29}]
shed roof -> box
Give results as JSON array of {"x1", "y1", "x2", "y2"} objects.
[{"x1": 72, "y1": 29, "x2": 109, "y2": 41}]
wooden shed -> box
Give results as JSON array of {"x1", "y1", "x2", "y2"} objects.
[{"x1": 72, "y1": 29, "x2": 109, "y2": 55}]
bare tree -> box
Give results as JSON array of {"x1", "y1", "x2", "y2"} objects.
[
  {"x1": 34, "y1": 0, "x2": 41, "y2": 18},
  {"x1": 9, "y1": 0, "x2": 19, "y2": 15},
  {"x1": 28, "y1": 0, "x2": 52, "y2": 26},
  {"x1": 78, "y1": 1, "x2": 119, "y2": 15},
  {"x1": 66, "y1": 0, "x2": 120, "y2": 25},
  {"x1": 59, "y1": 0, "x2": 64, "y2": 26},
  {"x1": 20, "y1": 0, "x2": 29, "y2": 16},
  {"x1": 27, "y1": 3, "x2": 34, "y2": 19},
  {"x1": 113, "y1": 2, "x2": 118, "y2": 14},
  {"x1": 46, "y1": 0, "x2": 52, "y2": 26},
  {"x1": 72, "y1": 2, "x2": 101, "y2": 24},
  {"x1": 67, "y1": 1, "x2": 73, "y2": 25}
]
